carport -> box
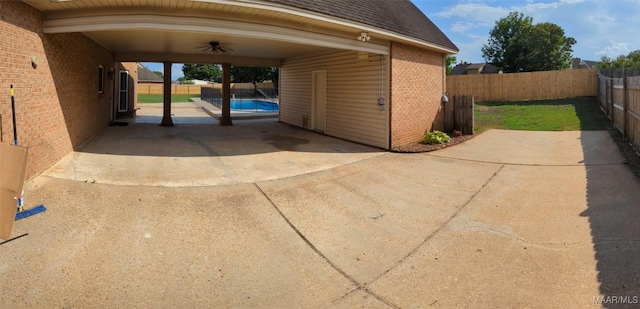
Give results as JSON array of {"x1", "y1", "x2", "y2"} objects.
[
  {"x1": 36, "y1": 1, "x2": 391, "y2": 144},
  {"x1": 5, "y1": 0, "x2": 457, "y2": 179}
]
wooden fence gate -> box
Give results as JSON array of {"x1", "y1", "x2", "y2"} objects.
[{"x1": 444, "y1": 95, "x2": 474, "y2": 135}]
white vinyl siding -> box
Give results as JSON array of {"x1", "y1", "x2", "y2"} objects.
[{"x1": 280, "y1": 50, "x2": 389, "y2": 149}]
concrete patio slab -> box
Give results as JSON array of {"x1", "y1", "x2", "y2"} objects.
[
  {"x1": 368, "y1": 164, "x2": 601, "y2": 308},
  {"x1": 428, "y1": 130, "x2": 625, "y2": 165},
  {"x1": 43, "y1": 121, "x2": 383, "y2": 187},
  {"x1": 257, "y1": 153, "x2": 501, "y2": 284},
  {"x1": 328, "y1": 289, "x2": 392, "y2": 308},
  {"x1": 2, "y1": 129, "x2": 639, "y2": 308},
  {"x1": 2, "y1": 178, "x2": 355, "y2": 308},
  {"x1": 134, "y1": 103, "x2": 219, "y2": 125}
]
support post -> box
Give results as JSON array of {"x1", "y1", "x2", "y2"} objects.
[
  {"x1": 623, "y1": 77, "x2": 628, "y2": 141},
  {"x1": 161, "y1": 61, "x2": 174, "y2": 127},
  {"x1": 220, "y1": 63, "x2": 233, "y2": 126}
]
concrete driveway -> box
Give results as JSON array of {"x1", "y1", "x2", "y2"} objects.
[{"x1": 1, "y1": 128, "x2": 639, "y2": 308}]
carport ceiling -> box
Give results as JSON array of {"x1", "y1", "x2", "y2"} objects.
[
  {"x1": 82, "y1": 30, "x2": 336, "y2": 59},
  {"x1": 24, "y1": 0, "x2": 390, "y2": 63}
]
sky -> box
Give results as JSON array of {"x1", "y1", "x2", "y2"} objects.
[
  {"x1": 414, "y1": 0, "x2": 640, "y2": 64},
  {"x1": 143, "y1": 0, "x2": 640, "y2": 77}
]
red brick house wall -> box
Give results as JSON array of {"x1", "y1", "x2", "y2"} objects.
[
  {"x1": 390, "y1": 42, "x2": 446, "y2": 147},
  {"x1": 0, "y1": 1, "x2": 115, "y2": 178}
]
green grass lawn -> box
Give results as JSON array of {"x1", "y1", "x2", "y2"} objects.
[
  {"x1": 474, "y1": 96, "x2": 609, "y2": 133},
  {"x1": 138, "y1": 94, "x2": 200, "y2": 103}
]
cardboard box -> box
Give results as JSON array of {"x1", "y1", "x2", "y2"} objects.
[{"x1": 0, "y1": 143, "x2": 28, "y2": 240}]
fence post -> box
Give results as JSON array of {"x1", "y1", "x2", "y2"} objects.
[
  {"x1": 604, "y1": 77, "x2": 608, "y2": 115},
  {"x1": 609, "y1": 79, "x2": 614, "y2": 124},
  {"x1": 454, "y1": 95, "x2": 460, "y2": 133},
  {"x1": 597, "y1": 74, "x2": 600, "y2": 109},
  {"x1": 623, "y1": 77, "x2": 628, "y2": 141},
  {"x1": 469, "y1": 96, "x2": 474, "y2": 135}
]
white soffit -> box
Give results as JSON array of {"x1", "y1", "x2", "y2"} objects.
[{"x1": 43, "y1": 14, "x2": 389, "y2": 56}]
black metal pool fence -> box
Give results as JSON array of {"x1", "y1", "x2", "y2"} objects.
[{"x1": 201, "y1": 85, "x2": 278, "y2": 104}]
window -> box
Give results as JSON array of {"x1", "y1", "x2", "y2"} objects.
[{"x1": 98, "y1": 65, "x2": 104, "y2": 94}]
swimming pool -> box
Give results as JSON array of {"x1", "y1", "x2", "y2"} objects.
[{"x1": 211, "y1": 99, "x2": 279, "y2": 112}]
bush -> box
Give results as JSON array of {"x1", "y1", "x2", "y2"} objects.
[{"x1": 424, "y1": 130, "x2": 451, "y2": 145}]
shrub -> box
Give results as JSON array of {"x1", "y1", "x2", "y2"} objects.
[{"x1": 424, "y1": 130, "x2": 451, "y2": 145}]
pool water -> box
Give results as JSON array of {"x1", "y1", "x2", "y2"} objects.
[{"x1": 213, "y1": 99, "x2": 278, "y2": 111}]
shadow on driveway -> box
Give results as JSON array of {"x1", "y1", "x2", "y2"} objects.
[
  {"x1": 581, "y1": 132, "x2": 640, "y2": 307},
  {"x1": 43, "y1": 121, "x2": 384, "y2": 187},
  {"x1": 80, "y1": 121, "x2": 380, "y2": 157}
]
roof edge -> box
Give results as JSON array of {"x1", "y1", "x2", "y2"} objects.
[{"x1": 193, "y1": 0, "x2": 458, "y2": 54}]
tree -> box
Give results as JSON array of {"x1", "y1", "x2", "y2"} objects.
[
  {"x1": 231, "y1": 66, "x2": 279, "y2": 93},
  {"x1": 177, "y1": 77, "x2": 195, "y2": 84},
  {"x1": 482, "y1": 12, "x2": 533, "y2": 73},
  {"x1": 520, "y1": 23, "x2": 576, "y2": 71},
  {"x1": 152, "y1": 71, "x2": 164, "y2": 78},
  {"x1": 599, "y1": 50, "x2": 640, "y2": 68},
  {"x1": 231, "y1": 66, "x2": 277, "y2": 86},
  {"x1": 182, "y1": 64, "x2": 221, "y2": 81},
  {"x1": 446, "y1": 55, "x2": 457, "y2": 75},
  {"x1": 482, "y1": 12, "x2": 576, "y2": 72}
]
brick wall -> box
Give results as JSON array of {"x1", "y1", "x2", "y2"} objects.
[
  {"x1": 0, "y1": 1, "x2": 115, "y2": 178},
  {"x1": 390, "y1": 42, "x2": 446, "y2": 147}
]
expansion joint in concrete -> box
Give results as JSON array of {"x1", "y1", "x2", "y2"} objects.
[
  {"x1": 368, "y1": 164, "x2": 506, "y2": 285},
  {"x1": 424, "y1": 153, "x2": 626, "y2": 167},
  {"x1": 253, "y1": 183, "x2": 400, "y2": 309}
]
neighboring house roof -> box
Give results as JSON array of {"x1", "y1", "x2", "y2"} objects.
[
  {"x1": 481, "y1": 64, "x2": 500, "y2": 74},
  {"x1": 264, "y1": 0, "x2": 458, "y2": 53},
  {"x1": 451, "y1": 63, "x2": 469, "y2": 75},
  {"x1": 451, "y1": 63, "x2": 500, "y2": 75},
  {"x1": 465, "y1": 63, "x2": 485, "y2": 70},
  {"x1": 572, "y1": 58, "x2": 600, "y2": 69},
  {"x1": 137, "y1": 63, "x2": 164, "y2": 83},
  {"x1": 582, "y1": 60, "x2": 599, "y2": 69}
]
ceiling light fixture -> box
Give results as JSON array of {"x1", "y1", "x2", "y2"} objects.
[{"x1": 357, "y1": 32, "x2": 371, "y2": 42}]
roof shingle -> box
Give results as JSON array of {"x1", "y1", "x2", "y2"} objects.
[
  {"x1": 263, "y1": 0, "x2": 458, "y2": 52},
  {"x1": 138, "y1": 63, "x2": 164, "y2": 83}
]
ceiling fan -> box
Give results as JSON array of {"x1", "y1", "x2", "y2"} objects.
[{"x1": 199, "y1": 41, "x2": 233, "y2": 53}]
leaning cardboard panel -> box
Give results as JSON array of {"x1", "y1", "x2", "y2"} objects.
[{"x1": 0, "y1": 143, "x2": 28, "y2": 240}]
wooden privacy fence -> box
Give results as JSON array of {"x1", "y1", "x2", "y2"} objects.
[
  {"x1": 444, "y1": 95, "x2": 474, "y2": 135},
  {"x1": 598, "y1": 74, "x2": 640, "y2": 149},
  {"x1": 447, "y1": 69, "x2": 597, "y2": 102},
  {"x1": 138, "y1": 82, "x2": 276, "y2": 95},
  {"x1": 138, "y1": 83, "x2": 202, "y2": 95}
]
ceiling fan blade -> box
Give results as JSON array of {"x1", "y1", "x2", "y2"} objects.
[{"x1": 194, "y1": 42, "x2": 233, "y2": 53}]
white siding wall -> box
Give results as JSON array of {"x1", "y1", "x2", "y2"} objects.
[{"x1": 280, "y1": 50, "x2": 389, "y2": 149}]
